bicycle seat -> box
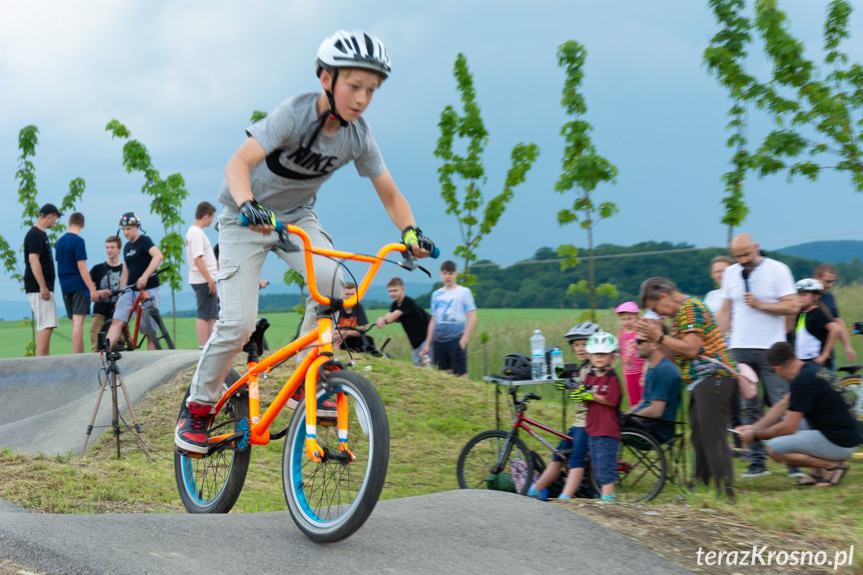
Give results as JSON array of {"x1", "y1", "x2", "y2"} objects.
[
  {"x1": 243, "y1": 318, "x2": 271, "y2": 355},
  {"x1": 837, "y1": 364, "x2": 863, "y2": 375}
]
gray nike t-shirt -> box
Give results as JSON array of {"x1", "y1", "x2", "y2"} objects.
[{"x1": 217, "y1": 92, "x2": 386, "y2": 222}]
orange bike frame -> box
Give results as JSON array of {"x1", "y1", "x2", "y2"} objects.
[{"x1": 207, "y1": 225, "x2": 407, "y2": 460}]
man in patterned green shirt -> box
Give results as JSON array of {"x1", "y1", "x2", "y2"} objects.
[{"x1": 637, "y1": 276, "x2": 736, "y2": 498}]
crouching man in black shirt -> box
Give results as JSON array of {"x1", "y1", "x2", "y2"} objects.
[{"x1": 737, "y1": 342, "x2": 860, "y2": 487}]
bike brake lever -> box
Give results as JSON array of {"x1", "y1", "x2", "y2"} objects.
[
  {"x1": 399, "y1": 249, "x2": 417, "y2": 271},
  {"x1": 398, "y1": 251, "x2": 432, "y2": 277},
  {"x1": 275, "y1": 227, "x2": 299, "y2": 252}
]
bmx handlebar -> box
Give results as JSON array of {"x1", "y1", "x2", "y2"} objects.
[
  {"x1": 236, "y1": 215, "x2": 438, "y2": 309},
  {"x1": 112, "y1": 265, "x2": 172, "y2": 297}
]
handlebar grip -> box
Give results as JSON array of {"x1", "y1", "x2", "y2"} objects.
[
  {"x1": 414, "y1": 238, "x2": 439, "y2": 258},
  {"x1": 236, "y1": 213, "x2": 283, "y2": 232}
]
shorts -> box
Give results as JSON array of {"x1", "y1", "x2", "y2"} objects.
[
  {"x1": 27, "y1": 292, "x2": 59, "y2": 330},
  {"x1": 192, "y1": 283, "x2": 219, "y2": 320},
  {"x1": 553, "y1": 426, "x2": 588, "y2": 469},
  {"x1": 113, "y1": 286, "x2": 161, "y2": 324},
  {"x1": 435, "y1": 338, "x2": 467, "y2": 375},
  {"x1": 588, "y1": 435, "x2": 620, "y2": 487},
  {"x1": 89, "y1": 313, "x2": 109, "y2": 352},
  {"x1": 767, "y1": 419, "x2": 859, "y2": 461},
  {"x1": 62, "y1": 290, "x2": 90, "y2": 318}
]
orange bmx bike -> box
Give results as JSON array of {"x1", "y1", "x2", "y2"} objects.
[{"x1": 174, "y1": 222, "x2": 436, "y2": 542}]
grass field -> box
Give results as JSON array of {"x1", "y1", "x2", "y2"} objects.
[{"x1": 0, "y1": 307, "x2": 612, "y2": 367}]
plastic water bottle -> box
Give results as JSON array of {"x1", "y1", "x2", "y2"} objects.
[
  {"x1": 549, "y1": 347, "x2": 565, "y2": 379},
  {"x1": 530, "y1": 330, "x2": 546, "y2": 380}
]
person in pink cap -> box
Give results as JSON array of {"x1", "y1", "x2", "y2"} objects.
[{"x1": 616, "y1": 301, "x2": 645, "y2": 406}]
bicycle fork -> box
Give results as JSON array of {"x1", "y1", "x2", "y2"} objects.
[{"x1": 304, "y1": 315, "x2": 354, "y2": 464}]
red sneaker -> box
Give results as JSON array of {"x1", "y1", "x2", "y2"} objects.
[{"x1": 174, "y1": 402, "x2": 213, "y2": 454}]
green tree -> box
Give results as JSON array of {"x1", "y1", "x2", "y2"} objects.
[
  {"x1": 283, "y1": 269, "x2": 307, "y2": 316},
  {"x1": 106, "y1": 119, "x2": 188, "y2": 337},
  {"x1": 3, "y1": 125, "x2": 86, "y2": 355},
  {"x1": 554, "y1": 40, "x2": 619, "y2": 321},
  {"x1": 704, "y1": 0, "x2": 755, "y2": 243},
  {"x1": 706, "y1": 0, "x2": 863, "y2": 206},
  {"x1": 435, "y1": 53, "x2": 539, "y2": 286}
]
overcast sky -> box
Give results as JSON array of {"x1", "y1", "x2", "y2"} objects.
[{"x1": 2, "y1": 0, "x2": 862, "y2": 298}]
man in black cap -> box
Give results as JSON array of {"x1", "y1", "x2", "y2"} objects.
[{"x1": 24, "y1": 204, "x2": 62, "y2": 356}]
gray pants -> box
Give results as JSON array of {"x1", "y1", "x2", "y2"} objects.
[
  {"x1": 731, "y1": 347, "x2": 791, "y2": 467},
  {"x1": 187, "y1": 208, "x2": 343, "y2": 406},
  {"x1": 767, "y1": 419, "x2": 859, "y2": 461}
]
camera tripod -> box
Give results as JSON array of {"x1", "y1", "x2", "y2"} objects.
[{"x1": 81, "y1": 349, "x2": 148, "y2": 459}]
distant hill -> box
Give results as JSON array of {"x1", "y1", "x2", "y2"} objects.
[
  {"x1": 0, "y1": 299, "x2": 32, "y2": 322},
  {"x1": 776, "y1": 240, "x2": 863, "y2": 264},
  {"x1": 0, "y1": 281, "x2": 435, "y2": 321}
]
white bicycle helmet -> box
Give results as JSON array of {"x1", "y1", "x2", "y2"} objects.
[
  {"x1": 795, "y1": 278, "x2": 824, "y2": 293},
  {"x1": 564, "y1": 322, "x2": 601, "y2": 342},
  {"x1": 586, "y1": 332, "x2": 619, "y2": 354},
  {"x1": 316, "y1": 30, "x2": 391, "y2": 79}
]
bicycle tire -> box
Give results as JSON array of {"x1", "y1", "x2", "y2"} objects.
[
  {"x1": 456, "y1": 430, "x2": 533, "y2": 496},
  {"x1": 174, "y1": 369, "x2": 251, "y2": 513},
  {"x1": 148, "y1": 307, "x2": 175, "y2": 350},
  {"x1": 589, "y1": 428, "x2": 667, "y2": 503},
  {"x1": 841, "y1": 375, "x2": 863, "y2": 420},
  {"x1": 282, "y1": 370, "x2": 389, "y2": 542},
  {"x1": 138, "y1": 307, "x2": 161, "y2": 350}
]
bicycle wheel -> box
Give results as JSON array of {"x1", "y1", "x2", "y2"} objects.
[
  {"x1": 457, "y1": 430, "x2": 533, "y2": 496},
  {"x1": 841, "y1": 375, "x2": 863, "y2": 420},
  {"x1": 589, "y1": 429, "x2": 667, "y2": 503},
  {"x1": 174, "y1": 369, "x2": 251, "y2": 513},
  {"x1": 138, "y1": 308, "x2": 161, "y2": 350},
  {"x1": 282, "y1": 370, "x2": 389, "y2": 542},
  {"x1": 148, "y1": 307, "x2": 175, "y2": 349}
]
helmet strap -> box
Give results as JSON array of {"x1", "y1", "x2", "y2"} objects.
[{"x1": 324, "y1": 68, "x2": 348, "y2": 128}]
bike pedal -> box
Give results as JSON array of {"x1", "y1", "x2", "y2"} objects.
[{"x1": 175, "y1": 447, "x2": 205, "y2": 459}]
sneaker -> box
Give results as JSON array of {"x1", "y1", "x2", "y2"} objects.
[
  {"x1": 557, "y1": 494, "x2": 572, "y2": 500},
  {"x1": 741, "y1": 465, "x2": 772, "y2": 478},
  {"x1": 174, "y1": 402, "x2": 213, "y2": 454},
  {"x1": 286, "y1": 387, "x2": 304, "y2": 410},
  {"x1": 787, "y1": 466, "x2": 806, "y2": 479},
  {"x1": 287, "y1": 387, "x2": 337, "y2": 419},
  {"x1": 527, "y1": 486, "x2": 541, "y2": 498}
]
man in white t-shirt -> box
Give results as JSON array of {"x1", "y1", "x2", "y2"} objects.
[
  {"x1": 185, "y1": 202, "x2": 219, "y2": 347},
  {"x1": 716, "y1": 233, "x2": 800, "y2": 478},
  {"x1": 422, "y1": 260, "x2": 477, "y2": 378}
]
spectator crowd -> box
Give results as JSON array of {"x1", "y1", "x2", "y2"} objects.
[{"x1": 19, "y1": 206, "x2": 860, "y2": 495}]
